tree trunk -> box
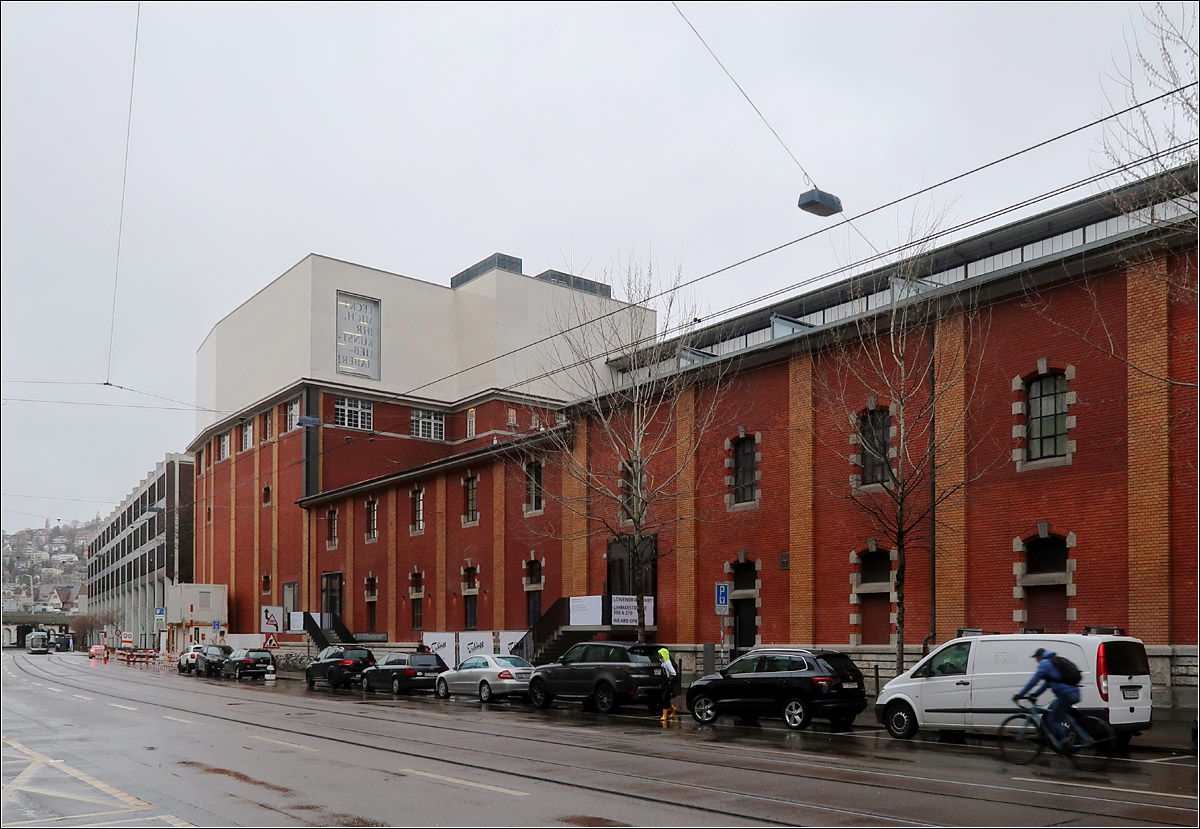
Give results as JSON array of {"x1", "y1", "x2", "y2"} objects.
[{"x1": 894, "y1": 542, "x2": 907, "y2": 674}]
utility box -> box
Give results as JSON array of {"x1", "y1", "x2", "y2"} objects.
[{"x1": 165, "y1": 584, "x2": 228, "y2": 651}]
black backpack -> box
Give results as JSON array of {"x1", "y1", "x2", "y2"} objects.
[{"x1": 1049, "y1": 654, "x2": 1082, "y2": 685}]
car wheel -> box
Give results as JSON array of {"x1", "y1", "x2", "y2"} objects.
[
  {"x1": 529, "y1": 679, "x2": 553, "y2": 709},
  {"x1": 479, "y1": 681, "x2": 493, "y2": 703},
  {"x1": 592, "y1": 683, "x2": 619, "y2": 715},
  {"x1": 782, "y1": 697, "x2": 812, "y2": 731},
  {"x1": 690, "y1": 693, "x2": 718, "y2": 724},
  {"x1": 885, "y1": 701, "x2": 919, "y2": 740},
  {"x1": 177, "y1": 664, "x2": 185, "y2": 674},
  {"x1": 434, "y1": 677, "x2": 450, "y2": 699},
  {"x1": 235, "y1": 667, "x2": 243, "y2": 681},
  {"x1": 392, "y1": 676, "x2": 403, "y2": 695}
]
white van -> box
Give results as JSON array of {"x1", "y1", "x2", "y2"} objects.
[{"x1": 875, "y1": 633, "x2": 1152, "y2": 743}]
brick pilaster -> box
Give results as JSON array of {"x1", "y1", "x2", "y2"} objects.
[
  {"x1": 1126, "y1": 259, "x2": 1171, "y2": 643},
  {"x1": 789, "y1": 354, "x2": 816, "y2": 643},
  {"x1": 561, "y1": 420, "x2": 589, "y2": 596},
  {"x1": 436, "y1": 474, "x2": 447, "y2": 631},
  {"x1": 934, "y1": 313, "x2": 968, "y2": 640},
  {"x1": 675, "y1": 387, "x2": 697, "y2": 643}
]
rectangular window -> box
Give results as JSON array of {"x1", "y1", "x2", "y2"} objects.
[
  {"x1": 734, "y1": 437, "x2": 757, "y2": 503},
  {"x1": 411, "y1": 489, "x2": 424, "y2": 532},
  {"x1": 195, "y1": 448, "x2": 203, "y2": 472},
  {"x1": 327, "y1": 508, "x2": 339, "y2": 548},
  {"x1": 410, "y1": 408, "x2": 445, "y2": 440},
  {"x1": 262, "y1": 485, "x2": 272, "y2": 506},
  {"x1": 464, "y1": 476, "x2": 479, "y2": 523},
  {"x1": 199, "y1": 591, "x2": 212, "y2": 611},
  {"x1": 466, "y1": 407, "x2": 476, "y2": 438},
  {"x1": 283, "y1": 581, "x2": 299, "y2": 621},
  {"x1": 365, "y1": 498, "x2": 378, "y2": 540},
  {"x1": 525, "y1": 462, "x2": 543, "y2": 512},
  {"x1": 1027, "y1": 374, "x2": 1068, "y2": 460},
  {"x1": 526, "y1": 587, "x2": 542, "y2": 626},
  {"x1": 531, "y1": 412, "x2": 541, "y2": 430},
  {"x1": 261, "y1": 410, "x2": 273, "y2": 442},
  {"x1": 261, "y1": 573, "x2": 271, "y2": 595},
  {"x1": 366, "y1": 601, "x2": 377, "y2": 632},
  {"x1": 860, "y1": 410, "x2": 891, "y2": 486},
  {"x1": 334, "y1": 396, "x2": 374, "y2": 430},
  {"x1": 218, "y1": 432, "x2": 230, "y2": 460},
  {"x1": 507, "y1": 406, "x2": 518, "y2": 427},
  {"x1": 464, "y1": 594, "x2": 478, "y2": 630},
  {"x1": 240, "y1": 422, "x2": 254, "y2": 452},
  {"x1": 286, "y1": 399, "x2": 301, "y2": 432},
  {"x1": 412, "y1": 597, "x2": 423, "y2": 631}
]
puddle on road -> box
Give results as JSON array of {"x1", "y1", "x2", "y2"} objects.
[{"x1": 558, "y1": 817, "x2": 631, "y2": 828}]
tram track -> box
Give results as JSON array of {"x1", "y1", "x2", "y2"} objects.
[{"x1": 8, "y1": 652, "x2": 1196, "y2": 827}]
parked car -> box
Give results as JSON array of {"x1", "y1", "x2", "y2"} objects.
[
  {"x1": 219, "y1": 648, "x2": 276, "y2": 680},
  {"x1": 686, "y1": 648, "x2": 867, "y2": 731},
  {"x1": 305, "y1": 645, "x2": 377, "y2": 689},
  {"x1": 89, "y1": 644, "x2": 106, "y2": 658},
  {"x1": 194, "y1": 644, "x2": 233, "y2": 677},
  {"x1": 177, "y1": 644, "x2": 205, "y2": 674},
  {"x1": 528, "y1": 641, "x2": 664, "y2": 714},
  {"x1": 875, "y1": 633, "x2": 1153, "y2": 745},
  {"x1": 436, "y1": 654, "x2": 534, "y2": 702},
  {"x1": 363, "y1": 652, "x2": 449, "y2": 694}
]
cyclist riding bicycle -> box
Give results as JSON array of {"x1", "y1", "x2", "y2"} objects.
[{"x1": 1013, "y1": 648, "x2": 1079, "y2": 743}]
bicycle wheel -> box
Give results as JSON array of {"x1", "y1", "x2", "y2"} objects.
[
  {"x1": 998, "y1": 713, "x2": 1044, "y2": 765},
  {"x1": 1069, "y1": 716, "x2": 1115, "y2": 772}
]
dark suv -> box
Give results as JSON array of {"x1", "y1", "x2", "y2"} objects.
[
  {"x1": 194, "y1": 644, "x2": 233, "y2": 677},
  {"x1": 686, "y1": 648, "x2": 867, "y2": 730},
  {"x1": 305, "y1": 646, "x2": 377, "y2": 689},
  {"x1": 528, "y1": 641, "x2": 664, "y2": 714}
]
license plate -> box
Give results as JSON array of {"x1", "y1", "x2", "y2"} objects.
[
  {"x1": 1122, "y1": 688, "x2": 1139, "y2": 700},
  {"x1": 516, "y1": 672, "x2": 530, "y2": 679},
  {"x1": 843, "y1": 682, "x2": 859, "y2": 690},
  {"x1": 652, "y1": 667, "x2": 661, "y2": 675}
]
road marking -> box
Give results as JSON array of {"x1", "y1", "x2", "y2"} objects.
[
  {"x1": 403, "y1": 768, "x2": 528, "y2": 796},
  {"x1": 109, "y1": 704, "x2": 137, "y2": 711},
  {"x1": 74, "y1": 694, "x2": 95, "y2": 701},
  {"x1": 1142, "y1": 753, "x2": 1197, "y2": 764},
  {"x1": 162, "y1": 716, "x2": 197, "y2": 725},
  {"x1": 71, "y1": 816, "x2": 193, "y2": 827},
  {"x1": 46, "y1": 687, "x2": 63, "y2": 693},
  {"x1": 249, "y1": 736, "x2": 319, "y2": 752},
  {"x1": 1011, "y1": 777, "x2": 1198, "y2": 800}
]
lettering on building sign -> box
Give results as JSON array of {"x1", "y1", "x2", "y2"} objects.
[{"x1": 335, "y1": 291, "x2": 381, "y2": 380}]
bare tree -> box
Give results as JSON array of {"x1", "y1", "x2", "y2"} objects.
[
  {"x1": 812, "y1": 216, "x2": 998, "y2": 673},
  {"x1": 526, "y1": 257, "x2": 732, "y2": 643}
]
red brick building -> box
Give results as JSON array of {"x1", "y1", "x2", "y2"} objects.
[{"x1": 190, "y1": 172, "x2": 1197, "y2": 705}]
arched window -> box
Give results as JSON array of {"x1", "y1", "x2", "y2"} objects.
[{"x1": 1026, "y1": 373, "x2": 1068, "y2": 461}]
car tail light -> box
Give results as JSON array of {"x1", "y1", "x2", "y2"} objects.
[
  {"x1": 1096, "y1": 643, "x2": 1109, "y2": 702},
  {"x1": 812, "y1": 676, "x2": 837, "y2": 692},
  {"x1": 497, "y1": 670, "x2": 514, "y2": 680},
  {"x1": 243, "y1": 658, "x2": 255, "y2": 664},
  {"x1": 619, "y1": 667, "x2": 635, "y2": 675},
  {"x1": 339, "y1": 659, "x2": 355, "y2": 666},
  {"x1": 368, "y1": 659, "x2": 376, "y2": 665},
  {"x1": 406, "y1": 667, "x2": 416, "y2": 676}
]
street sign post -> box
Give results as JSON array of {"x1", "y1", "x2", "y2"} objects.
[
  {"x1": 154, "y1": 607, "x2": 166, "y2": 624},
  {"x1": 715, "y1": 582, "x2": 730, "y2": 616}
]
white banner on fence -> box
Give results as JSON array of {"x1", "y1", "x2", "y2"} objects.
[
  {"x1": 498, "y1": 631, "x2": 526, "y2": 657},
  {"x1": 569, "y1": 595, "x2": 602, "y2": 625},
  {"x1": 611, "y1": 595, "x2": 655, "y2": 626},
  {"x1": 422, "y1": 633, "x2": 455, "y2": 664},
  {"x1": 289, "y1": 612, "x2": 306, "y2": 632},
  {"x1": 458, "y1": 631, "x2": 494, "y2": 664}
]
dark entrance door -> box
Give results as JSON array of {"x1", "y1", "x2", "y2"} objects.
[
  {"x1": 321, "y1": 572, "x2": 343, "y2": 618},
  {"x1": 731, "y1": 561, "x2": 757, "y2": 655}
]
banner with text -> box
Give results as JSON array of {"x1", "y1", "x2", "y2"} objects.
[
  {"x1": 422, "y1": 632, "x2": 455, "y2": 664},
  {"x1": 498, "y1": 631, "x2": 526, "y2": 657},
  {"x1": 458, "y1": 631, "x2": 495, "y2": 664}
]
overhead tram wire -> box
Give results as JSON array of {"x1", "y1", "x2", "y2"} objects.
[
  {"x1": 670, "y1": 1, "x2": 882, "y2": 255},
  {"x1": 103, "y1": 2, "x2": 142, "y2": 386},
  {"x1": 396, "y1": 87, "x2": 1195, "y2": 400}
]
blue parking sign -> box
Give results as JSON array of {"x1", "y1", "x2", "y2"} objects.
[{"x1": 715, "y1": 582, "x2": 730, "y2": 616}]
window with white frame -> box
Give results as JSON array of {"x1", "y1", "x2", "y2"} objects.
[
  {"x1": 334, "y1": 396, "x2": 373, "y2": 430},
  {"x1": 286, "y1": 399, "x2": 301, "y2": 432},
  {"x1": 240, "y1": 422, "x2": 254, "y2": 452},
  {"x1": 218, "y1": 432, "x2": 230, "y2": 460},
  {"x1": 463, "y1": 475, "x2": 479, "y2": 524},
  {"x1": 365, "y1": 498, "x2": 378, "y2": 540},
  {"x1": 410, "y1": 408, "x2": 445, "y2": 440},
  {"x1": 261, "y1": 410, "x2": 273, "y2": 442},
  {"x1": 327, "y1": 508, "x2": 338, "y2": 548},
  {"x1": 410, "y1": 488, "x2": 425, "y2": 532},
  {"x1": 507, "y1": 406, "x2": 518, "y2": 427},
  {"x1": 531, "y1": 411, "x2": 541, "y2": 430},
  {"x1": 466, "y1": 407, "x2": 476, "y2": 438},
  {"x1": 525, "y1": 461, "x2": 544, "y2": 513}
]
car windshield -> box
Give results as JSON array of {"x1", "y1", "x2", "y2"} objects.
[
  {"x1": 411, "y1": 655, "x2": 446, "y2": 669},
  {"x1": 496, "y1": 656, "x2": 531, "y2": 669},
  {"x1": 627, "y1": 648, "x2": 656, "y2": 664},
  {"x1": 343, "y1": 649, "x2": 372, "y2": 660},
  {"x1": 247, "y1": 650, "x2": 270, "y2": 657}
]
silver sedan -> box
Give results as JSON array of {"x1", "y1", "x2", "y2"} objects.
[{"x1": 435, "y1": 654, "x2": 534, "y2": 702}]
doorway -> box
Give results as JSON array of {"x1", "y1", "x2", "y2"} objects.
[{"x1": 321, "y1": 572, "x2": 343, "y2": 617}]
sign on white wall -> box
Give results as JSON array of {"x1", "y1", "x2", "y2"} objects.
[
  {"x1": 261, "y1": 606, "x2": 283, "y2": 633},
  {"x1": 336, "y1": 292, "x2": 381, "y2": 380},
  {"x1": 498, "y1": 631, "x2": 526, "y2": 657},
  {"x1": 458, "y1": 631, "x2": 494, "y2": 663},
  {"x1": 569, "y1": 596, "x2": 601, "y2": 625},
  {"x1": 422, "y1": 633, "x2": 455, "y2": 664},
  {"x1": 289, "y1": 612, "x2": 306, "y2": 633}
]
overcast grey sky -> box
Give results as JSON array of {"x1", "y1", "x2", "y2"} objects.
[{"x1": 0, "y1": 1, "x2": 1169, "y2": 529}]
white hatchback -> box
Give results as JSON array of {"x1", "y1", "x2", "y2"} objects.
[{"x1": 875, "y1": 633, "x2": 1153, "y2": 744}]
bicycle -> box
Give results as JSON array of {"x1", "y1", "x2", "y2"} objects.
[{"x1": 998, "y1": 696, "x2": 1115, "y2": 771}]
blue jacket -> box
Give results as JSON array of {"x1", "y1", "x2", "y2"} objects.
[{"x1": 1018, "y1": 652, "x2": 1081, "y2": 702}]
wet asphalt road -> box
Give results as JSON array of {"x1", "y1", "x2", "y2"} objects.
[{"x1": 3, "y1": 650, "x2": 1196, "y2": 827}]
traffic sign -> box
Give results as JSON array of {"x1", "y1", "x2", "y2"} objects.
[
  {"x1": 212, "y1": 620, "x2": 220, "y2": 631},
  {"x1": 260, "y1": 605, "x2": 283, "y2": 633},
  {"x1": 154, "y1": 607, "x2": 166, "y2": 623},
  {"x1": 263, "y1": 634, "x2": 279, "y2": 649},
  {"x1": 715, "y1": 582, "x2": 731, "y2": 616}
]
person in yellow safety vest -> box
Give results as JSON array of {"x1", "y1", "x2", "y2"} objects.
[{"x1": 657, "y1": 646, "x2": 678, "y2": 721}]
